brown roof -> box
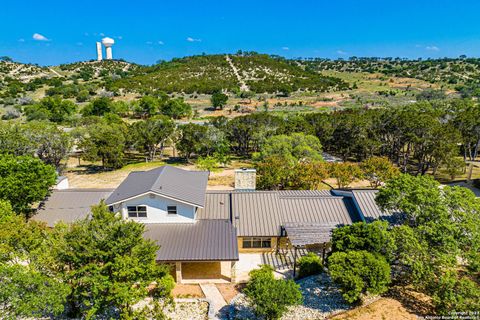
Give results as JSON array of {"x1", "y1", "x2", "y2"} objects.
[
  {"x1": 33, "y1": 189, "x2": 114, "y2": 227},
  {"x1": 143, "y1": 220, "x2": 238, "y2": 261}
]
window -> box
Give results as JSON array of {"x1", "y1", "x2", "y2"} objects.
[
  {"x1": 127, "y1": 206, "x2": 147, "y2": 218},
  {"x1": 167, "y1": 206, "x2": 177, "y2": 215},
  {"x1": 242, "y1": 237, "x2": 271, "y2": 249}
]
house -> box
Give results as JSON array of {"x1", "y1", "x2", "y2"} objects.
[{"x1": 33, "y1": 166, "x2": 398, "y2": 283}]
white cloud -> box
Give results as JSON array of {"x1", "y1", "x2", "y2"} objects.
[
  {"x1": 186, "y1": 37, "x2": 201, "y2": 42},
  {"x1": 337, "y1": 50, "x2": 347, "y2": 55},
  {"x1": 32, "y1": 33, "x2": 49, "y2": 41},
  {"x1": 18, "y1": 38, "x2": 25, "y2": 42},
  {"x1": 282, "y1": 46, "x2": 289, "y2": 50},
  {"x1": 426, "y1": 45, "x2": 440, "y2": 51},
  {"x1": 158, "y1": 40, "x2": 164, "y2": 45}
]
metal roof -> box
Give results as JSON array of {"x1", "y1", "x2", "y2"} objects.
[
  {"x1": 351, "y1": 190, "x2": 402, "y2": 223},
  {"x1": 232, "y1": 191, "x2": 284, "y2": 237},
  {"x1": 284, "y1": 222, "x2": 338, "y2": 246},
  {"x1": 280, "y1": 196, "x2": 360, "y2": 227},
  {"x1": 32, "y1": 189, "x2": 114, "y2": 227},
  {"x1": 277, "y1": 190, "x2": 333, "y2": 197},
  {"x1": 106, "y1": 166, "x2": 209, "y2": 207},
  {"x1": 143, "y1": 220, "x2": 239, "y2": 261},
  {"x1": 196, "y1": 192, "x2": 231, "y2": 220}
]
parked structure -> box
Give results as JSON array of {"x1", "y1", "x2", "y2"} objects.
[{"x1": 34, "y1": 166, "x2": 398, "y2": 283}]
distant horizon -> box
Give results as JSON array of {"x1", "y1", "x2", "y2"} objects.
[
  {"x1": 1, "y1": 0, "x2": 480, "y2": 66},
  {"x1": 3, "y1": 51, "x2": 480, "y2": 67}
]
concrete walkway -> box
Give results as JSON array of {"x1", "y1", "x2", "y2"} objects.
[{"x1": 200, "y1": 283, "x2": 227, "y2": 319}]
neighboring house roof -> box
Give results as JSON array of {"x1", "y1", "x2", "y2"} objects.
[
  {"x1": 32, "y1": 189, "x2": 114, "y2": 227},
  {"x1": 143, "y1": 220, "x2": 239, "y2": 261},
  {"x1": 105, "y1": 166, "x2": 209, "y2": 207}
]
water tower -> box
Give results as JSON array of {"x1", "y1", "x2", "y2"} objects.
[
  {"x1": 102, "y1": 37, "x2": 115, "y2": 60},
  {"x1": 96, "y1": 42, "x2": 103, "y2": 61}
]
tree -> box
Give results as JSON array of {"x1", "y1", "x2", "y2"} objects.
[
  {"x1": 289, "y1": 161, "x2": 329, "y2": 190},
  {"x1": 0, "y1": 154, "x2": 56, "y2": 215},
  {"x1": 129, "y1": 116, "x2": 174, "y2": 161},
  {"x1": 196, "y1": 156, "x2": 219, "y2": 172},
  {"x1": 135, "y1": 96, "x2": 159, "y2": 118},
  {"x1": 0, "y1": 264, "x2": 70, "y2": 319},
  {"x1": 328, "y1": 250, "x2": 391, "y2": 303},
  {"x1": 328, "y1": 162, "x2": 363, "y2": 188},
  {"x1": 25, "y1": 121, "x2": 72, "y2": 169},
  {"x1": 81, "y1": 97, "x2": 114, "y2": 116},
  {"x1": 24, "y1": 96, "x2": 77, "y2": 123},
  {"x1": 443, "y1": 157, "x2": 465, "y2": 180},
  {"x1": 53, "y1": 204, "x2": 174, "y2": 318},
  {"x1": 244, "y1": 265, "x2": 302, "y2": 320},
  {"x1": 211, "y1": 92, "x2": 228, "y2": 110},
  {"x1": 79, "y1": 122, "x2": 126, "y2": 169},
  {"x1": 360, "y1": 156, "x2": 399, "y2": 188},
  {"x1": 331, "y1": 221, "x2": 396, "y2": 261},
  {"x1": 160, "y1": 97, "x2": 192, "y2": 119},
  {"x1": 256, "y1": 156, "x2": 294, "y2": 190},
  {"x1": 0, "y1": 200, "x2": 70, "y2": 319},
  {"x1": 259, "y1": 133, "x2": 323, "y2": 163}
]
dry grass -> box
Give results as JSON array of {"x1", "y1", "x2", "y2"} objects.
[
  {"x1": 216, "y1": 283, "x2": 245, "y2": 303},
  {"x1": 172, "y1": 284, "x2": 205, "y2": 299},
  {"x1": 330, "y1": 287, "x2": 434, "y2": 320}
]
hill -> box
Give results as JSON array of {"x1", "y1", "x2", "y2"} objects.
[{"x1": 110, "y1": 53, "x2": 350, "y2": 94}]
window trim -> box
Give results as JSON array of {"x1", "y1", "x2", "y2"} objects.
[
  {"x1": 127, "y1": 205, "x2": 147, "y2": 218},
  {"x1": 167, "y1": 205, "x2": 177, "y2": 215},
  {"x1": 242, "y1": 237, "x2": 272, "y2": 249}
]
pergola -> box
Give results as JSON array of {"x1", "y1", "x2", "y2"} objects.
[{"x1": 282, "y1": 222, "x2": 338, "y2": 277}]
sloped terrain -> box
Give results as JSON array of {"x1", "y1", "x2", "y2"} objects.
[{"x1": 111, "y1": 54, "x2": 349, "y2": 94}]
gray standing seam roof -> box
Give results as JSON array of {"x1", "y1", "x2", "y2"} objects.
[
  {"x1": 351, "y1": 190, "x2": 402, "y2": 223},
  {"x1": 198, "y1": 191, "x2": 362, "y2": 237},
  {"x1": 32, "y1": 189, "x2": 114, "y2": 227},
  {"x1": 143, "y1": 220, "x2": 239, "y2": 261},
  {"x1": 106, "y1": 166, "x2": 209, "y2": 207}
]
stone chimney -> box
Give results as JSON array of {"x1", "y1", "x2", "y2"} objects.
[{"x1": 234, "y1": 168, "x2": 256, "y2": 190}]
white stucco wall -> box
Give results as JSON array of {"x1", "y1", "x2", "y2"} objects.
[{"x1": 118, "y1": 193, "x2": 197, "y2": 223}]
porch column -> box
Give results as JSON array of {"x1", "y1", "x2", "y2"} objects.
[
  {"x1": 175, "y1": 262, "x2": 182, "y2": 283},
  {"x1": 230, "y1": 261, "x2": 237, "y2": 283}
]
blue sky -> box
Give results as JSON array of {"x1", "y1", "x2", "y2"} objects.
[{"x1": 1, "y1": 0, "x2": 480, "y2": 65}]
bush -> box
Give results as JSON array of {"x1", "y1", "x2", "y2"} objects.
[
  {"x1": 297, "y1": 252, "x2": 323, "y2": 278},
  {"x1": 244, "y1": 265, "x2": 302, "y2": 320},
  {"x1": 328, "y1": 250, "x2": 391, "y2": 303}
]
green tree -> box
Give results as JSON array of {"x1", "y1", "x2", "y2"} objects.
[
  {"x1": 81, "y1": 97, "x2": 114, "y2": 116},
  {"x1": 256, "y1": 156, "x2": 294, "y2": 190},
  {"x1": 331, "y1": 221, "x2": 396, "y2": 261},
  {"x1": 24, "y1": 96, "x2": 77, "y2": 123},
  {"x1": 328, "y1": 250, "x2": 391, "y2": 303},
  {"x1": 328, "y1": 162, "x2": 363, "y2": 188},
  {"x1": 161, "y1": 97, "x2": 192, "y2": 119},
  {"x1": 259, "y1": 133, "x2": 323, "y2": 163},
  {"x1": 0, "y1": 264, "x2": 70, "y2": 319},
  {"x1": 244, "y1": 265, "x2": 302, "y2": 320},
  {"x1": 211, "y1": 92, "x2": 228, "y2": 110},
  {"x1": 129, "y1": 116, "x2": 175, "y2": 161},
  {"x1": 196, "y1": 155, "x2": 219, "y2": 172},
  {"x1": 0, "y1": 154, "x2": 56, "y2": 215},
  {"x1": 53, "y1": 204, "x2": 174, "y2": 319},
  {"x1": 79, "y1": 122, "x2": 126, "y2": 169},
  {"x1": 360, "y1": 156, "x2": 399, "y2": 188},
  {"x1": 135, "y1": 96, "x2": 159, "y2": 118}
]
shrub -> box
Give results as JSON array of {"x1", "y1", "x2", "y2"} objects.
[
  {"x1": 244, "y1": 265, "x2": 302, "y2": 320},
  {"x1": 297, "y1": 252, "x2": 323, "y2": 278},
  {"x1": 328, "y1": 250, "x2": 391, "y2": 303}
]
